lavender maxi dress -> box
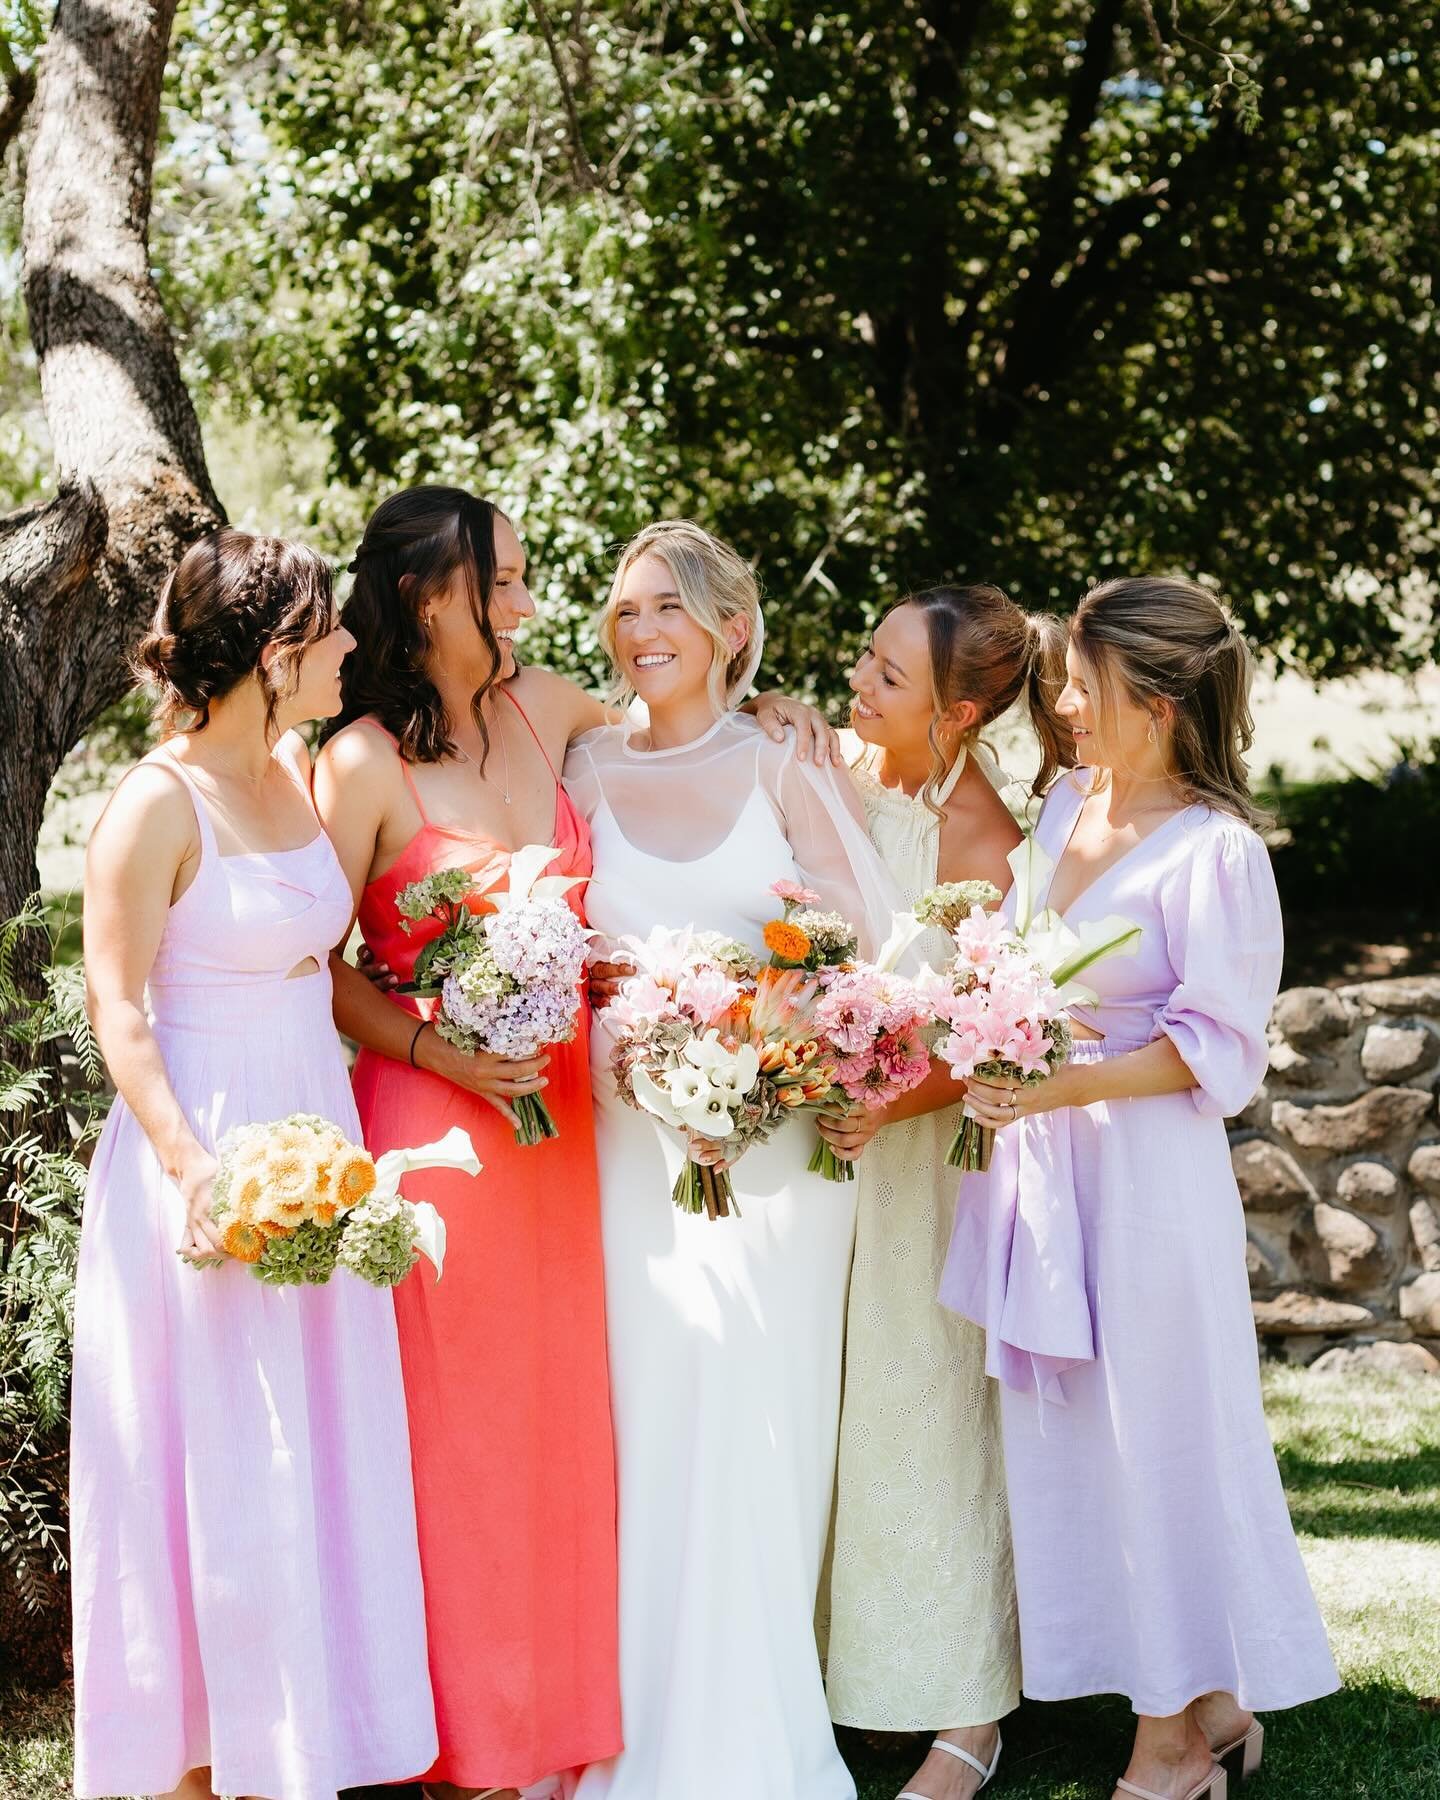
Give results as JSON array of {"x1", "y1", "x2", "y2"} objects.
[
  {"x1": 941, "y1": 774, "x2": 1338, "y2": 1717},
  {"x1": 70, "y1": 742, "x2": 436, "y2": 1800}
]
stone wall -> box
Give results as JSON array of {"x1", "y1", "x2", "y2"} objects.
[{"x1": 1232, "y1": 975, "x2": 1440, "y2": 1371}]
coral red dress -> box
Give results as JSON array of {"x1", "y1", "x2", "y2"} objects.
[{"x1": 352, "y1": 695, "x2": 620, "y2": 1791}]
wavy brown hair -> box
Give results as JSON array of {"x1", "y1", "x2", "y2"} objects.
[
  {"x1": 899, "y1": 585, "x2": 1074, "y2": 814},
  {"x1": 132, "y1": 530, "x2": 334, "y2": 738},
  {"x1": 325, "y1": 486, "x2": 505, "y2": 765},
  {"x1": 1070, "y1": 577, "x2": 1269, "y2": 828}
]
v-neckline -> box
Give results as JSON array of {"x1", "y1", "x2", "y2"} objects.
[{"x1": 1044, "y1": 774, "x2": 1196, "y2": 922}]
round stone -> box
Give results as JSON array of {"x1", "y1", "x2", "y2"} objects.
[
  {"x1": 1336, "y1": 1160, "x2": 1401, "y2": 1211},
  {"x1": 1361, "y1": 1023, "x2": 1439, "y2": 1084}
]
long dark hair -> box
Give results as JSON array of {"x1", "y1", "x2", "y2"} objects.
[
  {"x1": 900, "y1": 585, "x2": 1073, "y2": 813},
  {"x1": 133, "y1": 529, "x2": 334, "y2": 738},
  {"x1": 326, "y1": 486, "x2": 505, "y2": 765}
]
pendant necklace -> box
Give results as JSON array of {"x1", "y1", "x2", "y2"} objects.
[{"x1": 453, "y1": 699, "x2": 512, "y2": 803}]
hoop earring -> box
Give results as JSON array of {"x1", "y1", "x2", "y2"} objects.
[{"x1": 1146, "y1": 720, "x2": 1157, "y2": 746}]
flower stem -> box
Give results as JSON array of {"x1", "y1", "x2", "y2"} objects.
[{"x1": 512, "y1": 1092, "x2": 561, "y2": 1148}]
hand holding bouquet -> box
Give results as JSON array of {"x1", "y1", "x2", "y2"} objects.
[
  {"x1": 397, "y1": 845, "x2": 590, "y2": 1146},
  {"x1": 201, "y1": 1114, "x2": 473, "y2": 1285},
  {"x1": 917, "y1": 836, "x2": 1140, "y2": 1173}
]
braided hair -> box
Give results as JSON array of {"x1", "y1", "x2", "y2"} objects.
[{"x1": 133, "y1": 530, "x2": 335, "y2": 737}]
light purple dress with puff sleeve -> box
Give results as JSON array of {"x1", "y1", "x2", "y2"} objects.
[{"x1": 941, "y1": 773, "x2": 1338, "y2": 1718}]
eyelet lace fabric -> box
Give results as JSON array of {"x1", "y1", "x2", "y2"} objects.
[{"x1": 819, "y1": 738, "x2": 1022, "y2": 1731}]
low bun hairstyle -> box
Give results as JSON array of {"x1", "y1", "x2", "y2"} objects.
[
  {"x1": 1070, "y1": 577, "x2": 1268, "y2": 829},
  {"x1": 899, "y1": 585, "x2": 1074, "y2": 812},
  {"x1": 324, "y1": 486, "x2": 504, "y2": 766},
  {"x1": 133, "y1": 529, "x2": 335, "y2": 737}
]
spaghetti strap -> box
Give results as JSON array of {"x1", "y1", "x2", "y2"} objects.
[
  {"x1": 357, "y1": 715, "x2": 431, "y2": 825},
  {"x1": 500, "y1": 686, "x2": 560, "y2": 780},
  {"x1": 154, "y1": 746, "x2": 219, "y2": 859}
]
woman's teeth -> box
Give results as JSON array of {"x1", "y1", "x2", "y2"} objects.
[
  {"x1": 853, "y1": 700, "x2": 879, "y2": 719},
  {"x1": 634, "y1": 654, "x2": 676, "y2": 669}
]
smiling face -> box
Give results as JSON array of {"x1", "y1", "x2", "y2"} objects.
[
  {"x1": 848, "y1": 601, "x2": 978, "y2": 754},
  {"x1": 1056, "y1": 640, "x2": 1165, "y2": 775},
  {"x1": 424, "y1": 512, "x2": 534, "y2": 681},
  {"x1": 610, "y1": 550, "x2": 747, "y2": 713}
]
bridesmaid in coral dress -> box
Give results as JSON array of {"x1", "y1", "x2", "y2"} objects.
[{"x1": 314, "y1": 489, "x2": 620, "y2": 1800}]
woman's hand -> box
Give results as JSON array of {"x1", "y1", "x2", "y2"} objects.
[
  {"x1": 816, "y1": 1103, "x2": 886, "y2": 1163},
  {"x1": 588, "y1": 957, "x2": 635, "y2": 1010},
  {"x1": 415, "y1": 1025, "x2": 550, "y2": 1128},
  {"x1": 964, "y1": 1065, "x2": 1082, "y2": 1130},
  {"x1": 687, "y1": 1133, "x2": 735, "y2": 1172},
  {"x1": 752, "y1": 693, "x2": 846, "y2": 766},
  {"x1": 356, "y1": 945, "x2": 402, "y2": 993},
  {"x1": 175, "y1": 1150, "x2": 227, "y2": 1267}
]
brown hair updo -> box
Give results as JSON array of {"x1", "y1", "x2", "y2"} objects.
[
  {"x1": 1070, "y1": 577, "x2": 1267, "y2": 828},
  {"x1": 899, "y1": 585, "x2": 1074, "y2": 813},
  {"x1": 133, "y1": 529, "x2": 335, "y2": 737},
  {"x1": 326, "y1": 486, "x2": 505, "y2": 767}
]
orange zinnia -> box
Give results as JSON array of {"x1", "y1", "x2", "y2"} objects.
[
  {"x1": 222, "y1": 1220, "x2": 268, "y2": 1263},
  {"x1": 334, "y1": 1152, "x2": 377, "y2": 1208},
  {"x1": 763, "y1": 919, "x2": 812, "y2": 963}
]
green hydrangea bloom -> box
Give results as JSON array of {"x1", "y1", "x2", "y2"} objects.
[
  {"x1": 337, "y1": 1193, "x2": 419, "y2": 1288},
  {"x1": 255, "y1": 1221, "x2": 343, "y2": 1286}
]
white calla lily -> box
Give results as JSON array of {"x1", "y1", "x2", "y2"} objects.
[
  {"x1": 875, "y1": 909, "x2": 927, "y2": 973},
  {"x1": 677, "y1": 1089, "x2": 736, "y2": 1137},
  {"x1": 1006, "y1": 833, "x2": 1055, "y2": 937},
  {"x1": 491, "y1": 841, "x2": 587, "y2": 910},
  {"x1": 409, "y1": 1201, "x2": 447, "y2": 1279},
  {"x1": 372, "y1": 1126, "x2": 482, "y2": 1200},
  {"x1": 632, "y1": 1063, "x2": 686, "y2": 1128}
]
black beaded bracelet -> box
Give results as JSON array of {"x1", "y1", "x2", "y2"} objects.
[{"x1": 408, "y1": 1019, "x2": 429, "y2": 1067}]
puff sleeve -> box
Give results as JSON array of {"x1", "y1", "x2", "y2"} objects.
[{"x1": 1153, "y1": 817, "x2": 1283, "y2": 1118}]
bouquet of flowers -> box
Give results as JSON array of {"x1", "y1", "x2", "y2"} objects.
[
  {"x1": 606, "y1": 884, "x2": 864, "y2": 1219},
  {"x1": 917, "y1": 836, "x2": 1141, "y2": 1172},
  {"x1": 805, "y1": 964, "x2": 934, "y2": 1180},
  {"x1": 396, "y1": 845, "x2": 590, "y2": 1146},
  {"x1": 202, "y1": 1114, "x2": 473, "y2": 1285}
]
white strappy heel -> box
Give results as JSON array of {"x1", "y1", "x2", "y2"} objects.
[
  {"x1": 1115, "y1": 1768, "x2": 1228, "y2": 1800},
  {"x1": 896, "y1": 1727, "x2": 1003, "y2": 1798},
  {"x1": 1212, "y1": 1718, "x2": 1264, "y2": 1783}
]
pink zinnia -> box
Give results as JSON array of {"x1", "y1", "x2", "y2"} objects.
[{"x1": 771, "y1": 879, "x2": 821, "y2": 905}]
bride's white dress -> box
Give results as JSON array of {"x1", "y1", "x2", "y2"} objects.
[{"x1": 566, "y1": 713, "x2": 897, "y2": 1800}]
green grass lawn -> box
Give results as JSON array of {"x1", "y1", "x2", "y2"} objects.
[{"x1": 3, "y1": 1367, "x2": 1437, "y2": 1799}]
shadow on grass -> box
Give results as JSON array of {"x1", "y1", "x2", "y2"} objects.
[
  {"x1": 1276, "y1": 1449, "x2": 1440, "y2": 1543},
  {"x1": 842, "y1": 1681, "x2": 1440, "y2": 1800}
]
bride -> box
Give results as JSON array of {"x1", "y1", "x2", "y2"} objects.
[{"x1": 565, "y1": 522, "x2": 900, "y2": 1800}]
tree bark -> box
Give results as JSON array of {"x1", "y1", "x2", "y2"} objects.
[{"x1": 0, "y1": 0, "x2": 223, "y2": 928}]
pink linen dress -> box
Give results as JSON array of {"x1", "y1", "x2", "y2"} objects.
[
  {"x1": 941, "y1": 772, "x2": 1338, "y2": 1717},
  {"x1": 69, "y1": 740, "x2": 436, "y2": 1800}
]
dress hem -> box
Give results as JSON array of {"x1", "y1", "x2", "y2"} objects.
[
  {"x1": 73, "y1": 1741, "x2": 439, "y2": 1800},
  {"x1": 1020, "y1": 1673, "x2": 1341, "y2": 1718},
  {"x1": 422, "y1": 1732, "x2": 626, "y2": 1791},
  {"x1": 827, "y1": 1687, "x2": 1022, "y2": 1733}
]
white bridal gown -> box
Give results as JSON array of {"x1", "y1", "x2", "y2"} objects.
[{"x1": 565, "y1": 713, "x2": 899, "y2": 1800}]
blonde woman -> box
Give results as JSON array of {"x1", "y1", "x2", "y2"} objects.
[
  {"x1": 566, "y1": 522, "x2": 901, "y2": 1800},
  {"x1": 945, "y1": 580, "x2": 1337, "y2": 1800},
  {"x1": 817, "y1": 586, "x2": 1070, "y2": 1800}
]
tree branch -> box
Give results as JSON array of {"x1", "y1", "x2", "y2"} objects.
[
  {"x1": 0, "y1": 63, "x2": 35, "y2": 158},
  {"x1": 529, "y1": 0, "x2": 600, "y2": 190}
]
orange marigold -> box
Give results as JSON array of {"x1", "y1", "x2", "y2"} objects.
[
  {"x1": 763, "y1": 919, "x2": 812, "y2": 963},
  {"x1": 222, "y1": 1220, "x2": 268, "y2": 1263}
]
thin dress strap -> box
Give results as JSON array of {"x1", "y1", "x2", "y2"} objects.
[
  {"x1": 356, "y1": 716, "x2": 432, "y2": 824},
  {"x1": 155, "y1": 745, "x2": 219, "y2": 858},
  {"x1": 499, "y1": 686, "x2": 560, "y2": 780}
]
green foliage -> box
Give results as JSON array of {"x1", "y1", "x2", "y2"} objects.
[
  {"x1": 1264, "y1": 737, "x2": 1440, "y2": 908},
  {"x1": 0, "y1": 900, "x2": 105, "y2": 1615},
  {"x1": 150, "y1": 0, "x2": 1437, "y2": 693}
]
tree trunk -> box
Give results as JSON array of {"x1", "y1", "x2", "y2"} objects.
[{"x1": 0, "y1": 0, "x2": 223, "y2": 929}]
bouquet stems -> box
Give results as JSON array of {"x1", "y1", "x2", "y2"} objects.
[
  {"x1": 512, "y1": 1091, "x2": 560, "y2": 1148},
  {"x1": 945, "y1": 1115, "x2": 995, "y2": 1174},
  {"x1": 672, "y1": 1159, "x2": 741, "y2": 1220},
  {"x1": 807, "y1": 1136, "x2": 858, "y2": 1182}
]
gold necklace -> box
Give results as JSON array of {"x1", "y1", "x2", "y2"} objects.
[{"x1": 451, "y1": 700, "x2": 512, "y2": 803}]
